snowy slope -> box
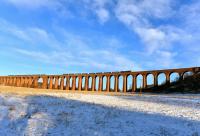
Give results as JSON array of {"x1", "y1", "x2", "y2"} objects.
[{"x1": 0, "y1": 93, "x2": 200, "y2": 136}]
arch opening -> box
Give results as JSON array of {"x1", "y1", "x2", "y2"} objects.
[
  {"x1": 136, "y1": 74, "x2": 143, "y2": 89},
  {"x1": 82, "y1": 77, "x2": 85, "y2": 90},
  {"x1": 158, "y1": 73, "x2": 166, "y2": 86},
  {"x1": 88, "y1": 77, "x2": 92, "y2": 91},
  {"x1": 64, "y1": 77, "x2": 67, "y2": 89},
  {"x1": 170, "y1": 73, "x2": 180, "y2": 83},
  {"x1": 47, "y1": 77, "x2": 50, "y2": 89},
  {"x1": 95, "y1": 76, "x2": 99, "y2": 91},
  {"x1": 38, "y1": 77, "x2": 43, "y2": 88},
  {"x1": 127, "y1": 75, "x2": 133, "y2": 92},
  {"x1": 58, "y1": 77, "x2": 61, "y2": 89},
  {"x1": 103, "y1": 76, "x2": 107, "y2": 91},
  {"x1": 183, "y1": 71, "x2": 194, "y2": 79},
  {"x1": 110, "y1": 76, "x2": 114, "y2": 92},
  {"x1": 147, "y1": 74, "x2": 154, "y2": 87}
]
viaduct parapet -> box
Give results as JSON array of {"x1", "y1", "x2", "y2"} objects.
[{"x1": 0, "y1": 67, "x2": 200, "y2": 93}]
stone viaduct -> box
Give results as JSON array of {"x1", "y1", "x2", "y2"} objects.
[{"x1": 0, "y1": 67, "x2": 200, "y2": 93}]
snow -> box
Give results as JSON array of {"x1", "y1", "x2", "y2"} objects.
[{"x1": 0, "y1": 92, "x2": 200, "y2": 136}]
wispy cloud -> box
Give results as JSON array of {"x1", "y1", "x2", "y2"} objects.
[
  {"x1": 115, "y1": 0, "x2": 175, "y2": 53},
  {"x1": 0, "y1": 18, "x2": 63, "y2": 50},
  {"x1": 0, "y1": 18, "x2": 139, "y2": 72}
]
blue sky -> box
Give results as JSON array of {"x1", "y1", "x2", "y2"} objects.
[{"x1": 0, "y1": 0, "x2": 200, "y2": 75}]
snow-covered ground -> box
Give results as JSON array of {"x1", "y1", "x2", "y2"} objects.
[{"x1": 0, "y1": 90, "x2": 200, "y2": 136}]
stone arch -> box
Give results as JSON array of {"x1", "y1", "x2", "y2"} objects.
[
  {"x1": 27, "y1": 77, "x2": 33, "y2": 88},
  {"x1": 196, "y1": 71, "x2": 200, "y2": 77},
  {"x1": 82, "y1": 76, "x2": 85, "y2": 90},
  {"x1": 20, "y1": 77, "x2": 24, "y2": 87},
  {"x1": 47, "y1": 77, "x2": 50, "y2": 88},
  {"x1": 157, "y1": 73, "x2": 166, "y2": 85},
  {"x1": 55, "y1": 77, "x2": 60, "y2": 89},
  {"x1": 28, "y1": 77, "x2": 33, "y2": 88},
  {"x1": 183, "y1": 71, "x2": 194, "y2": 79},
  {"x1": 170, "y1": 72, "x2": 180, "y2": 83},
  {"x1": 110, "y1": 75, "x2": 115, "y2": 92},
  {"x1": 127, "y1": 74, "x2": 133, "y2": 92},
  {"x1": 95, "y1": 76, "x2": 99, "y2": 91},
  {"x1": 22, "y1": 77, "x2": 26, "y2": 87},
  {"x1": 147, "y1": 73, "x2": 154, "y2": 87},
  {"x1": 61, "y1": 76, "x2": 65, "y2": 90},
  {"x1": 136, "y1": 74, "x2": 143, "y2": 89},
  {"x1": 52, "y1": 77, "x2": 56, "y2": 89},
  {"x1": 102, "y1": 76, "x2": 107, "y2": 91},
  {"x1": 22, "y1": 77, "x2": 27, "y2": 87},
  {"x1": 118, "y1": 75, "x2": 123, "y2": 92},
  {"x1": 58, "y1": 77, "x2": 61, "y2": 88}
]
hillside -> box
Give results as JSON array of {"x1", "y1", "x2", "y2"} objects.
[{"x1": 143, "y1": 73, "x2": 200, "y2": 93}]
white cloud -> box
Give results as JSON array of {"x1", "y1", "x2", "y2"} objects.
[
  {"x1": 15, "y1": 48, "x2": 50, "y2": 61},
  {"x1": 95, "y1": 8, "x2": 110, "y2": 24},
  {"x1": 0, "y1": 18, "x2": 63, "y2": 50},
  {"x1": 3, "y1": 0, "x2": 111, "y2": 24},
  {"x1": 115, "y1": 0, "x2": 147, "y2": 28},
  {"x1": 82, "y1": 0, "x2": 111, "y2": 24},
  {"x1": 0, "y1": 19, "x2": 31, "y2": 41},
  {"x1": 180, "y1": 1, "x2": 200, "y2": 30},
  {"x1": 154, "y1": 50, "x2": 178, "y2": 68},
  {"x1": 115, "y1": 0, "x2": 174, "y2": 28},
  {"x1": 140, "y1": 0, "x2": 174, "y2": 18},
  {"x1": 114, "y1": 0, "x2": 176, "y2": 54},
  {"x1": 135, "y1": 27, "x2": 166, "y2": 54},
  {"x1": 14, "y1": 47, "x2": 138, "y2": 72},
  {"x1": 2, "y1": 0, "x2": 73, "y2": 18}
]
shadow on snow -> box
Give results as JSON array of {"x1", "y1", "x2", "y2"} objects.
[{"x1": 0, "y1": 95, "x2": 199, "y2": 136}]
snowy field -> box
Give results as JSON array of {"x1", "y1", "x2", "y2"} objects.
[{"x1": 0, "y1": 87, "x2": 200, "y2": 136}]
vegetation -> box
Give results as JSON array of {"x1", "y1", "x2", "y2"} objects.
[{"x1": 142, "y1": 73, "x2": 200, "y2": 93}]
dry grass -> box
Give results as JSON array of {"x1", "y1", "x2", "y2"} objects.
[{"x1": 0, "y1": 85, "x2": 136, "y2": 97}]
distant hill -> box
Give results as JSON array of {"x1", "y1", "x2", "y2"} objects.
[{"x1": 141, "y1": 73, "x2": 200, "y2": 93}]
